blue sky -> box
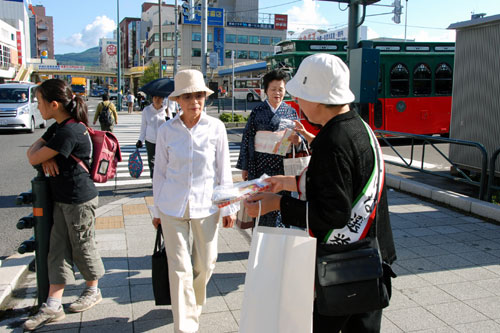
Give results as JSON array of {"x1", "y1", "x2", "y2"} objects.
[{"x1": 32, "y1": 0, "x2": 500, "y2": 54}]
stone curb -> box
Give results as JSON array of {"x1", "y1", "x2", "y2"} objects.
[{"x1": 386, "y1": 174, "x2": 500, "y2": 223}]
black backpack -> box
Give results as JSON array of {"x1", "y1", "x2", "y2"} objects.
[{"x1": 98, "y1": 102, "x2": 113, "y2": 126}]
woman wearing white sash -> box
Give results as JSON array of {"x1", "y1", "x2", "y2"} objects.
[{"x1": 245, "y1": 54, "x2": 396, "y2": 333}]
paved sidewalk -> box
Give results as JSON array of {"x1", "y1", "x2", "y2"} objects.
[{"x1": 1, "y1": 184, "x2": 500, "y2": 332}]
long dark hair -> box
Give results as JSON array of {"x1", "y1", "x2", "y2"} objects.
[{"x1": 36, "y1": 79, "x2": 89, "y2": 125}]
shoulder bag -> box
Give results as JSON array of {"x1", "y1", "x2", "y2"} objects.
[{"x1": 151, "y1": 225, "x2": 171, "y2": 305}]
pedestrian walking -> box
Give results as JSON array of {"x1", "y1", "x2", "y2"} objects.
[
  {"x1": 136, "y1": 95, "x2": 167, "y2": 178},
  {"x1": 93, "y1": 93, "x2": 117, "y2": 131},
  {"x1": 163, "y1": 92, "x2": 178, "y2": 119},
  {"x1": 152, "y1": 69, "x2": 237, "y2": 333},
  {"x1": 244, "y1": 54, "x2": 397, "y2": 333},
  {"x1": 236, "y1": 69, "x2": 304, "y2": 227},
  {"x1": 127, "y1": 91, "x2": 135, "y2": 114},
  {"x1": 24, "y1": 79, "x2": 104, "y2": 331}
]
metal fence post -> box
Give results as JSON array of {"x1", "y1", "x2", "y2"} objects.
[{"x1": 16, "y1": 168, "x2": 53, "y2": 306}]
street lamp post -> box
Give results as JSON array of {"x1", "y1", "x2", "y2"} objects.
[
  {"x1": 116, "y1": 0, "x2": 121, "y2": 111},
  {"x1": 174, "y1": 0, "x2": 179, "y2": 76},
  {"x1": 201, "y1": 0, "x2": 208, "y2": 81},
  {"x1": 158, "y1": 0, "x2": 162, "y2": 78}
]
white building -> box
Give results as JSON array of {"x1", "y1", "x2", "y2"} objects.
[
  {"x1": 0, "y1": 0, "x2": 32, "y2": 65},
  {"x1": 0, "y1": 19, "x2": 19, "y2": 81}
]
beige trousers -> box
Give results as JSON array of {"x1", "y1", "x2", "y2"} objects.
[{"x1": 160, "y1": 206, "x2": 220, "y2": 333}]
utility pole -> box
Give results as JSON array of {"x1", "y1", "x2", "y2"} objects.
[
  {"x1": 201, "y1": 0, "x2": 208, "y2": 81},
  {"x1": 158, "y1": 0, "x2": 163, "y2": 78},
  {"x1": 404, "y1": 0, "x2": 408, "y2": 42},
  {"x1": 347, "y1": 2, "x2": 360, "y2": 64},
  {"x1": 174, "y1": 0, "x2": 179, "y2": 76},
  {"x1": 116, "y1": 0, "x2": 121, "y2": 111}
]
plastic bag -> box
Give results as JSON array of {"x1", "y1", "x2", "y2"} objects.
[{"x1": 212, "y1": 174, "x2": 271, "y2": 208}]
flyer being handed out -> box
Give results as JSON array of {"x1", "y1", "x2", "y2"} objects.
[
  {"x1": 254, "y1": 128, "x2": 294, "y2": 156},
  {"x1": 212, "y1": 174, "x2": 271, "y2": 208}
]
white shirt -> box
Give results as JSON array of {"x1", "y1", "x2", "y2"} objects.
[
  {"x1": 138, "y1": 104, "x2": 167, "y2": 144},
  {"x1": 162, "y1": 96, "x2": 178, "y2": 119},
  {"x1": 127, "y1": 94, "x2": 135, "y2": 103},
  {"x1": 153, "y1": 111, "x2": 238, "y2": 219},
  {"x1": 266, "y1": 100, "x2": 282, "y2": 113}
]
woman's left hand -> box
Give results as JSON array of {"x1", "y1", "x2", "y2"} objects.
[
  {"x1": 290, "y1": 132, "x2": 302, "y2": 145},
  {"x1": 42, "y1": 158, "x2": 59, "y2": 177},
  {"x1": 222, "y1": 214, "x2": 235, "y2": 228},
  {"x1": 244, "y1": 193, "x2": 282, "y2": 218}
]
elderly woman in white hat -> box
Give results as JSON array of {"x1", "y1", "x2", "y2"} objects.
[
  {"x1": 244, "y1": 54, "x2": 396, "y2": 332},
  {"x1": 152, "y1": 69, "x2": 238, "y2": 333}
]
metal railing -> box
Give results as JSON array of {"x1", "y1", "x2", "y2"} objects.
[
  {"x1": 375, "y1": 130, "x2": 489, "y2": 201},
  {"x1": 487, "y1": 147, "x2": 500, "y2": 202}
]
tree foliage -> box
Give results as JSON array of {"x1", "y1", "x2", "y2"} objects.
[{"x1": 139, "y1": 61, "x2": 160, "y2": 87}]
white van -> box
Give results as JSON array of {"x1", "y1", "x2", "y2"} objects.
[{"x1": 0, "y1": 82, "x2": 46, "y2": 133}]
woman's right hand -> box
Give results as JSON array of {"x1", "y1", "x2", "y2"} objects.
[
  {"x1": 136, "y1": 140, "x2": 143, "y2": 149},
  {"x1": 241, "y1": 170, "x2": 248, "y2": 181},
  {"x1": 152, "y1": 217, "x2": 161, "y2": 229}
]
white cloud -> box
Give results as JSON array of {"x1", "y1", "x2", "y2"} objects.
[
  {"x1": 60, "y1": 16, "x2": 116, "y2": 49},
  {"x1": 285, "y1": 0, "x2": 330, "y2": 34}
]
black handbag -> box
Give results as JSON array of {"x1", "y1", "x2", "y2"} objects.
[
  {"x1": 151, "y1": 225, "x2": 171, "y2": 305},
  {"x1": 315, "y1": 237, "x2": 394, "y2": 316}
]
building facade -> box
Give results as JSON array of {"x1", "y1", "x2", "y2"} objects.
[
  {"x1": 0, "y1": 19, "x2": 19, "y2": 81},
  {"x1": 31, "y1": 5, "x2": 54, "y2": 59}
]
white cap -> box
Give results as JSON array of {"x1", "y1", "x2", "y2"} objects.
[{"x1": 286, "y1": 53, "x2": 355, "y2": 105}]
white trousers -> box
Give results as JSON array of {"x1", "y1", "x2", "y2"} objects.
[{"x1": 160, "y1": 206, "x2": 220, "y2": 333}]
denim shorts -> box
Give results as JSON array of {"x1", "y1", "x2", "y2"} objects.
[{"x1": 48, "y1": 197, "x2": 105, "y2": 284}]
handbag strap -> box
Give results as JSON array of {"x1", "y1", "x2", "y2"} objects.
[{"x1": 154, "y1": 225, "x2": 163, "y2": 252}]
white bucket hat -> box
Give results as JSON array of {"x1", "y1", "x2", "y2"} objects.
[
  {"x1": 169, "y1": 69, "x2": 213, "y2": 100},
  {"x1": 286, "y1": 53, "x2": 355, "y2": 105}
]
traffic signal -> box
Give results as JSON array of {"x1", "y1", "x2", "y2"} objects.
[
  {"x1": 161, "y1": 60, "x2": 167, "y2": 71},
  {"x1": 392, "y1": 0, "x2": 402, "y2": 24},
  {"x1": 181, "y1": 0, "x2": 196, "y2": 21}
]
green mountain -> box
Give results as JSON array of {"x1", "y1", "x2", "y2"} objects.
[{"x1": 55, "y1": 46, "x2": 100, "y2": 66}]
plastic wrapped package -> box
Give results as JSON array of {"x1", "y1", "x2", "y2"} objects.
[{"x1": 212, "y1": 174, "x2": 271, "y2": 208}]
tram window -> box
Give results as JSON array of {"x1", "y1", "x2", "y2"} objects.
[
  {"x1": 435, "y1": 63, "x2": 453, "y2": 95},
  {"x1": 390, "y1": 63, "x2": 409, "y2": 97},
  {"x1": 413, "y1": 63, "x2": 432, "y2": 95}
]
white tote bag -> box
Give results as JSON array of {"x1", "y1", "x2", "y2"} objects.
[
  {"x1": 239, "y1": 203, "x2": 317, "y2": 333},
  {"x1": 283, "y1": 146, "x2": 311, "y2": 176}
]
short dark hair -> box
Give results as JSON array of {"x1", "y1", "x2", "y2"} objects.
[
  {"x1": 102, "y1": 93, "x2": 109, "y2": 101},
  {"x1": 262, "y1": 69, "x2": 288, "y2": 94}
]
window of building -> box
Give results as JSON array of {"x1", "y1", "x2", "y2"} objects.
[
  {"x1": 272, "y1": 37, "x2": 281, "y2": 45},
  {"x1": 389, "y1": 63, "x2": 409, "y2": 96},
  {"x1": 153, "y1": 48, "x2": 160, "y2": 57},
  {"x1": 260, "y1": 36, "x2": 271, "y2": 45},
  {"x1": 208, "y1": 33, "x2": 213, "y2": 42},
  {"x1": 165, "y1": 48, "x2": 174, "y2": 57},
  {"x1": 249, "y1": 36, "x2": 259, "y2": 44},
  {"x1": 225, "y1": 50, "x2": 233, "y2": 58},
  {"x1": 192, "y1": 32, "x2": 201, "y2": 41},
  {"x1": 192, "y1": 48, "x2": 201, "y2": 57},
  {"x1": 163, "y1": 48, "x2": 168, "y2": 57},
  {"x1": 163, "y1": 33, "x2": 168, "y2": 41},
  {"x1": 249, "y1": 51, "x2": 259, "y2": 60},
  {"x1": 237, "y1": 50, "x2": 248, "y2": 59},
  {"x1": 435, "y1": 63, "x2": 453, "y2": 95},
  {"x1": 153, "y1": 33, "x2": 159, "y2": 42},
  {"x1": 413, "y1": 63, "x2": 432, "y2": 95},
  {"x1": 226, "y1": 34, "x2": 236, "y2": 43},
  {"x1": 260, "y1": 51, "x2": 272, "y2": 59},
  {"x1": 238, "y1": 35, "x2": 248, "y2": 44},
  {"x1": 163, "y1": 32, "x2": 173, "y2": 41}
]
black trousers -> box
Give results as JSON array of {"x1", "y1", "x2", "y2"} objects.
[
  {"x1": 145, "y1": 140, "x2": 155, "y2": 179},
  {"x1": 313, "y1": 307, "x2": 382, "y2": 333}
]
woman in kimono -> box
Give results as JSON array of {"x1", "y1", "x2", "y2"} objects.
[{"x1": 236, "y1": 69, "x2": 302, "y2": 227}]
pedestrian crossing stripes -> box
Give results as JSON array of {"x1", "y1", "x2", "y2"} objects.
[{"x1": 95, "y1": 114, "x2": 242, "y2": 190}]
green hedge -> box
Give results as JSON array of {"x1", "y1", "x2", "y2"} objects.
[{"x1": 219, "y1": 113, "x2": 248, "y2": 123}]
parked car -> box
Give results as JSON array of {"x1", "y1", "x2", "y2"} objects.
[{"x1": 0, "y1": 82, "x2": 46, "y2": 133}]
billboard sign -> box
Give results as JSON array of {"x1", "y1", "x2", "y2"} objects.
[
  {"x1": 213, "y1": 27, "x2": 224, "y2": 67},
  {"x1": 274, "y1": 14, "x2": 288, "y2": 30},
  {"x1": 183, "y1": 7, "x2": 224, "y2": 26}
]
